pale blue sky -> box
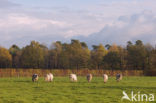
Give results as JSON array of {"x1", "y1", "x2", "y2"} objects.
[{"x1": 0, "y1": 0, "x2": 156, "y2": 48}]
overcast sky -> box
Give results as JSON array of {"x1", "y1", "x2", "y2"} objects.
[{"x1": 0, "y1": 0, "x2": 156, "y2": 48}]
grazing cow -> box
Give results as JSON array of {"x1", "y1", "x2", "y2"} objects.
[
  {"x1": 69, "y1": 74, "x2": 77, "y2": 82},
  {"x1": 116, "y1": 73, "x2": 122, "y2": 82},
  {"x1": 103, "y1": 74, "x2": 108, "y2": 83},
  {"x1": 86, "y1": 74, "x2": 92, "y2": 82},
  {"x1": 32, "y1": 74, "x2": 38, "y2": 82},
  {"x1": 45, "y1": 73, "x2": 53, "y2": 82}
]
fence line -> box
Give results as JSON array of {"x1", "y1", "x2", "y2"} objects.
[{"x1": 0, "y1": 69, "x2": 144, "y2": 77}]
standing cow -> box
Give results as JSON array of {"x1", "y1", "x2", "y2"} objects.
[
  {"x1": 103, "y1": 74, "x2": 108, "y2": 83},
  {"x1": 116, "y1": 73, "x2": 122, "y2": 82},
  {"x1": 32, "y1": 74, "x2": 38, "y2": 82},
  {"x1": 86, "y1": 74, "x2": 92, "y2": 82},
  {"x1": 69, "y1": 74, "x2": 77, "y2": 82},
  {"x1": 45, "y1": 73, "x2": 54, "y2": 82}
]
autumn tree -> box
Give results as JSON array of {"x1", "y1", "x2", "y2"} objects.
[
  {"x1": 58, "y1": 43, "x2": 70, "y2": 69},
  {"x1": 9, "y1": 45, "x2": 21, "y2": 68},
  {"x1": 0, "y1": 39, "x2": 155, "y2": 72},
  {"x1": 48, "y1": 41, "x2": 62, "y2": 69},
  {"x1": 102, "y1": 44, "x2": 126, "y2": 70},
  {"x1": 109, "y1": 44, "x2": 127, "y2": 70},
  {"x1": 67, "y1": 40, "x2": 90, "y2": 69},
  {"x1": 91, "y1": 44, "x2": 108, "y2": 69},
  {"x1": 0, "y1": 47, "x2": 12, "y2": 68},
  {"x1": 126, "y1": 40, "x2": 147, "y2": 70},
  {"x1": 47, "y1": 40, "x2": 90, "y2": 69},
  {"x1": 40, "y1": 44, "x2": 49, "y2": 68},
  {"x1": 20, "y1": 41, "x2": 45, "y2": 68},
  {"x1": 150, "y1": 49, "x2": 156, "y2": 70},
  {"x1": 103, "y1": 51, "x2": 121, "y2": 70}
]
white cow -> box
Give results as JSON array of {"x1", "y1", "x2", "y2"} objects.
[
  {"x1": 45, "y1": 73, "x2": 53, "y2": 82},
  {"x1": 103, "y1": 74, "x2": 108, "y2": 83},
  {"x1": 69, "y1": 74, "x2": 77, "y2": 82}
]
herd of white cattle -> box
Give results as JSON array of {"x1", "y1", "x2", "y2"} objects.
[{"x1": 32, "y1": 73, "x2": 122, "y2": 83}]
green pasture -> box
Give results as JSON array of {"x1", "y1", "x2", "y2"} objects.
[{"x1": 0, "y1": 77, "x2": 156, "y2": 103}]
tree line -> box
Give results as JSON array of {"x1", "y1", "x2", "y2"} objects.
[{"x1": 0, "y1": 40, "x2": 156, "y2": 71}]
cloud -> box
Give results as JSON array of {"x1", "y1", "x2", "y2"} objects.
[
  {"x1": 0, "y1": 6, "x2": 106, "y2": 48},
  {"x1": 0, "y1": 14, "x2": 69, "y2": 30},
  {"x1": 0, "y1": 13, "x2": 73, "y2": 47},
  {"x1": 0, "y1": 0, "x2": 19, "y2": 8},
  {"x1": 0, "y1": 0, "x2": 156, "y2": 48},
  {"x1": 74, "y1": 11, "x2": 156, "y2": 47}
]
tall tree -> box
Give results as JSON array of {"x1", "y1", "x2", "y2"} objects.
[
  {"x1": 103, "y1": 51, "x2": 121, "y2": 70},
  {"x1": 69, "y1": 39, "x2": 90, "y2": 69},
  {"x1": 108, "y1": 44, "x2": 119, "y2": 52},
  {"x1": 144, "y1": 43, "x2": 154, "y2": 70},
  {"x1": 9, "y1": 45, "x2": 21, "y2": 68},
  {"x1": 91, "y1": 44, "x2": 108, "y2": 69},
  {"x1": 59, "y1": 43, "x2": 71, "y2": 69},
  {"x1": 0, "y1": 47, "x2": 12, "y2": 68},
  {"x1": 150, "y1": 49, "x2": 156, "y2": 70},
  {"x1": 126, "y1": 40, "x2": 147, "y2": 70},
  {"x1": 108, "y1": 44, "x2": 127, "y2": 70},
  {"x1": 48, "y1": 41, "x2": 62, "y2": 69},
  {"x1": 20, "y1": 41, "x2": 45, "y2": 68}
]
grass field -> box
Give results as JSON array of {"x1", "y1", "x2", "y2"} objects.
[{"x1": 0, "y1": 77, "x2": 156, "y2": 103}]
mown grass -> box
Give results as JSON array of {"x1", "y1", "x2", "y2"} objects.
[{"x1": 0, "y1": 76, "x2": 156, "y2": 103}]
